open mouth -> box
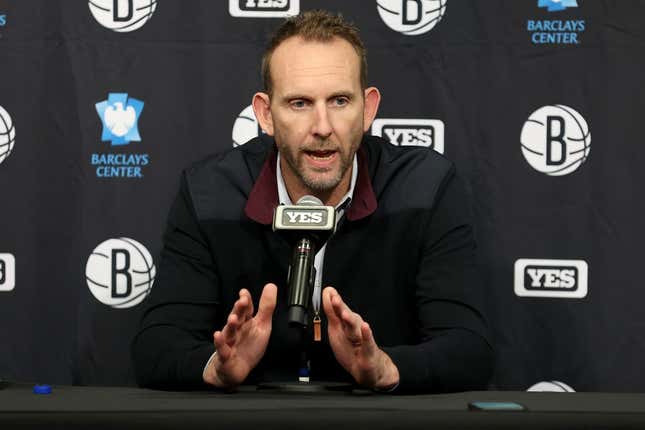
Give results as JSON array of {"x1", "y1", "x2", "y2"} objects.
[{"x1": 305, "y1": 150, "x2": 336, "y2": 161}]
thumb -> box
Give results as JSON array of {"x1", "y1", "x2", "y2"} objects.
[{"x1": 256, "y1": 283, "x2": 277, "y2": 324}]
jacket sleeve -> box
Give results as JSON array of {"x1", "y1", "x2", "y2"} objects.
[
  {"x1": 131, "y1": 172, "x2": 219, "y2": 389},
  {"x1": 381, "y1": 165, "x2": 495, "y2": 393}
]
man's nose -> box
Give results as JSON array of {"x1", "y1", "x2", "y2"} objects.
[{"x1": 311, "y1": 104, "x2": 332, "y2": 139}]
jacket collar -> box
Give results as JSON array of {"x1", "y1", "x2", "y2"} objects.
[{"x1": 244, "y1": 143, "x2": 377, "y2": 224}]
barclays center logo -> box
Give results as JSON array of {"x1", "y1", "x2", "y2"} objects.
[
  {"x1": 528, "y1": 0, "x2": 585, "y2": 44},
  {"x1": 539, "y1": 0, "x2": 577, "y2": 12},
  {"x1": 92, "y1": 93, "x2": 149, "y2": 178},
  {"x1": 377, "y1": 0, "x2": 447, "y2": 36}
]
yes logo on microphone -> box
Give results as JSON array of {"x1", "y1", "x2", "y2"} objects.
[
  {"x1": 85, "y1": 238, "x2": 156, "y2": 308},
  {"x1": 372, "y1": 118, "x2": 444, "y2": 153},
  {"x1": 514, "y1": 258, "x2": 588, "y2": 298},
  {"x1": 520, "y1": 105, "x2": 590, "y2": 176}
]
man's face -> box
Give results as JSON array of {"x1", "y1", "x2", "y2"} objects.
[{"x1": 264, "y1": 36, "x2": 367, "y2": 196}]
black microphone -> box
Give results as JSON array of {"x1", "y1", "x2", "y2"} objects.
[{"x1": 273, "y1": 195, "x2": 336, "y2": 327}]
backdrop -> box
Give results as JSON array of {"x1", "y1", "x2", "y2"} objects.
[{"x1": 1, "y1": 0, "x2": 643, "y2": 392}]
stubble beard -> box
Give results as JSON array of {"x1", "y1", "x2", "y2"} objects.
[{"x1": 281, "y1": 143, "x2": 352, "y2": 193}]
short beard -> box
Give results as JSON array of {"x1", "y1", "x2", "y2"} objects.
[{"x1": 283, "y1": 148, "x2": 350, "y2": 192}]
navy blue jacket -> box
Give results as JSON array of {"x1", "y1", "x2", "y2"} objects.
[{"x1": 132, "y1": 135, "x2": 494, "y2": 393}]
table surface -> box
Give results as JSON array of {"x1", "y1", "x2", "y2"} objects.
[{"x1": 2, "y1": 381, "x2": 645, "y2": 429}]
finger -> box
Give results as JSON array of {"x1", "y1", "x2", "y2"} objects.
[
  {"x1": 238, "y1": 289, "x2": 254, "y2": 321},
  {"x1": 322, "y1": 287, "x2": 341, "y2": 324},
  {"x1": 213, "y1": 331, "x2": 231, "y2": 362},
  {"x1": 331, "y1": 290, "x2": 352, "y2": 322},
  {"x1": 359, "y1": 321, "x2": 378, "y2": 356},
  {"x1": 256, "y1": 283, "x2": 277, "y2": 324},
  {"x1": 340, "y1": 308, "x2": 363, "y2": 345},
  {"x1": 231, "y1": 290, "x2": 252, "y2": 322},
  {"x1": 221, "y1": 312, "x2": 240, "y2": 346}
]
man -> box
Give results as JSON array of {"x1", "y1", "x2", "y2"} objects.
[{"x1": 133, "y1": 10, "x2": 494, "y2": 393}]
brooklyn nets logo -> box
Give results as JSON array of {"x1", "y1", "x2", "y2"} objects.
[
  {"x1": 0, "y1": 105, "x2": 15, "y2": 165},
  {"x1": 232, "y1": 104, "x2": 261, "y2": 147},
  {"x1": 377, "y1": 0, "x2": 447, "y2": 36},
  {"x1": 85, "y1": 238, "x2": 156, "y2": 308},
  {"x1": 520, "y1": 105, "x2": 591, "y2": 176},
  {"x1": 88, "y1": 0, "x2": 157, "y2": 33}
]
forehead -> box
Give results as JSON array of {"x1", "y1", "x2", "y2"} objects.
[{"x1": 270, "y1": 36, "x2": 361, "y2": 95}]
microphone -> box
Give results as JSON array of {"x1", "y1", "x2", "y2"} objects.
[{"x1": 273, "y1": 195, "x2": 336, "y2": 327}]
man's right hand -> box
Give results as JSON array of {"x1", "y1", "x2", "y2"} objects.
[{"x1": 203, "y1": 283, "x2": 277, "y2": 389}]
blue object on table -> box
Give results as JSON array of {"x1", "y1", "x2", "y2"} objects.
[{"x1": 33, "y1": 384, "x2": 52, "y2": 394}]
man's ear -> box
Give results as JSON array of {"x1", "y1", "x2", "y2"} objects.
[
  {"x1": 252, "y1": 92, "x2": 274, "y2": 136},
  {"x1": 362, "y1": 87, "x2": 381, "y2": 132}
]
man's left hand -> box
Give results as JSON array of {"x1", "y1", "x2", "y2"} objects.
[{"x1": 322, "y1": 286, "x2": 400, "y2": 390}]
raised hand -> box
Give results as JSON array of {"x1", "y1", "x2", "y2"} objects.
[
  {"x1": 203, "y1": 283, "x2": 277, "y2": 389},
  {"x1": 322, "y1": 286, "x2": 399, "y2": 390}
]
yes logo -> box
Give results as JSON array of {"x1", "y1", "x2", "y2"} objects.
[
  {"x1": 514, "y1": 259, "x2": 588, "y2": 298},
  {"x1": 229, "y1": 0, "x2": 300, "y2": 18},
  {"x1": 285, "y1": 211, "x2": 323, "y2": 224},
  {"x1": 0, "y1": 253, "x2": 15, "y2": 291},
  {"x1": 372, "y1": 118, "x2": 444, "y2": 153}
]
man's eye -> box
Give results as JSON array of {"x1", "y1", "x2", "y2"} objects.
[
  {"x1": 291, "y1": 100, "x2": 307, "y2": 109},
  {"x1": 333, "y1": 97, "x2": 349, "y2": 106}
]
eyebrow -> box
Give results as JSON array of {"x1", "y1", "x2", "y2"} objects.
[{"x1": 280, "y1": 90, "x2": 357, "y2": 101}]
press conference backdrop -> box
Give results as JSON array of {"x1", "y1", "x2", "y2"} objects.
[{"x1": 0, "y1": 0, "x2": 642, "y2": 391}]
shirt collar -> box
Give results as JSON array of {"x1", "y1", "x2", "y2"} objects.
[
  {"x1": 276, "y1": 152, "x2": 358, "y2": 211},
  {"x1": 244, "y1": 141, "x2": 377, "y2": 225}
]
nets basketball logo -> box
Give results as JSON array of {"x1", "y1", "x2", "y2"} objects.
[
  {"x1": 0, "y1": 105, "x2": 15, "y2": 165},
  {"x1": 372, "y1": 118, "x2": 445, "y2": 153},
  {"x1": 232, "y1": 104, "x2": 261, "y2": 147},
  {"x1": 229, "y1": 0, "x2": 299, "y2": 18},
  {"x1": 85, "y1": 238, "x2": 156, "y2": 308},
  {"x1": 520, "y1": 105, "x2": 590, "y2": 176},
  {"x1": 514, "y1": 258, "x2": 588, "y2": 298},
  {"x1": 377, "y1": 0, "x2": 447, "y2": 36},
  {"x1": 527, "y1": 381, "x2": 575, "y2": 392},
  {"x1": 0, "y1": 253, "x2": 15, "y2": 292},
  {"x1": 88, "y1": 0, "x2": 157, "y2": 32}
]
